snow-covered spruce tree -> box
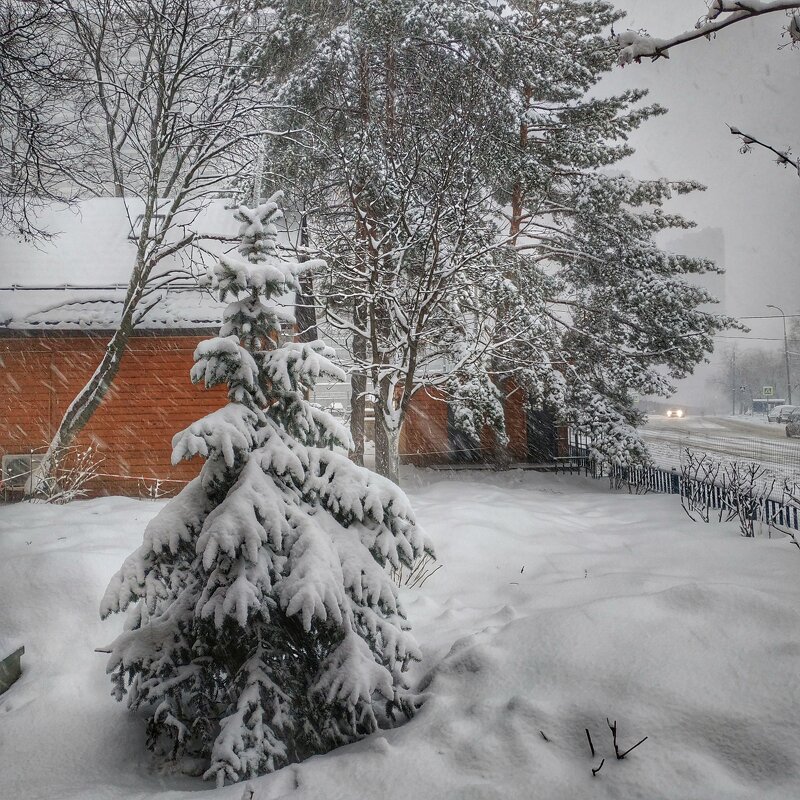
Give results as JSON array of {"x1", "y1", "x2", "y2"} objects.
[{"x1": 99, "y1": 198, "x2": 428, "y2": 786}]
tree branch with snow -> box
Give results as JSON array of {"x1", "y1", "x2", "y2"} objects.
[
  {"x1": 616, "y1": 1, "x2": 800, "y2": 64},
  {"x1": 728, "y1": 124, "x2": 800, "y2": 176}
]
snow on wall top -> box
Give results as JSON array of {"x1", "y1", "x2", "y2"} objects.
[{"x1": 0, "y1": 198, "x2": 297, "y2": 330}]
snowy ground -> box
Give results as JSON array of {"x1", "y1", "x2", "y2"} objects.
[{"x1": 2, "y1": 470, "x2": 800, "y2": 800}]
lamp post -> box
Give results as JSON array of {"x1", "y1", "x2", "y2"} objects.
[{"x1": 767, "y1": 304, "x2": 792, "y2": 405}]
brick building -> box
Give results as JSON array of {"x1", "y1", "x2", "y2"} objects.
[
  {"x1": 399, "y1": 384, "x2": 564, "y2": 469},
  {"x1": 0, "y1": 330, "x2": 225, "y2": 496},
  {"x1": 1, "y1": 198, "x2": 263, "y2": 496},
  {"x1": 0, "y1": 198, "x2": 563, "y2": 497}
]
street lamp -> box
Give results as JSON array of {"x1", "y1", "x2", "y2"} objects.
[{"x1": 767, "y1": 304, "x2": 792, "y2": 405}]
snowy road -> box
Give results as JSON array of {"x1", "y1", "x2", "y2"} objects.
[{"x1": 641, "y1": 414, "x2": 800, "y2": 486}]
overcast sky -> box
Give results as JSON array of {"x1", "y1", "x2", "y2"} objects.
[
  {"x1": 599, "y1": 1, "x2": 800, "y2": 401},
  {"x1": 605, "y1": 1, "x2": 800, "y2": 322}
]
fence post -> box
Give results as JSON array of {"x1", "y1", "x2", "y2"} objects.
[{"x1": 670, "y1": 468, "x2": 680, "y2": 495}]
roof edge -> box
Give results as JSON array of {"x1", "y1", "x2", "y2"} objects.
[{"x1": 0, "y1": 327, "x2": 219, "y2": 339}]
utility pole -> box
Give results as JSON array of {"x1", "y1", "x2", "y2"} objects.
[
  {"x1": 731, "y1": 348, "x2": 736, "y2": 415},
  {"x1": 767, "y1": 304, "x2": 792, "y2": 405}
]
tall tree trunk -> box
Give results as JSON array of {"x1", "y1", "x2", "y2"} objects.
[
  {"x1": 374, "y1": 386, "x2": 400, "y2": 484},
  {"x1": 509, "y1": 86, "x2": 532, "y2": 244},
  {"x1": 349, "y1": 297, "x2": 367, "y2": 466},
  {"x1": 295, "y1": 209, "x2": 318, "y2": 343},
  {"x1": 489, "y1": 85, "x2": 535, "y2": 470},
  {"x1": 347, "y1": 46, "x2": 372, "y2": 468}
]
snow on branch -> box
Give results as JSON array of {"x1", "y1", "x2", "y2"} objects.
[
  {"x1": 728, "y1": 125, "x2": 800, "y2": 175},
  {"x1": 616, "y1": 2, "x2": 800, "y2": 64}
]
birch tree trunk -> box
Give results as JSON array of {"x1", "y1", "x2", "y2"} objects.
[{"x1": 374, "y1": 394, "x2": 400, "y2": 484}]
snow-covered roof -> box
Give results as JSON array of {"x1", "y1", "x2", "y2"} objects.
[{"x1": 0, "y1": 197, "x2": 296, "y2": 330}]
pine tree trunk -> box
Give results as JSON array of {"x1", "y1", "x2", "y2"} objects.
[
  {"x1": 510, "y1": 86, "x2": 532, "y2": 243},
  {"x1": 350, "y1": 298, "x2": 367, "y2": 467},
  {"x1": 493, "y1": 86, "x2": 535, "y2": 471}
]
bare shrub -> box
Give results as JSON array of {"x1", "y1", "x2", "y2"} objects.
[
  {"x1": 27, "y1": 445, "x2": 103, "y2": 504},
  {"x1": 767, "y1": 480, "x2": 800, "y2": 547},
  {"x1": 719, "y1": 461, "x2": 776, "y2": 538},
  {"x1": 391, "y1": 552, "x2": 442, "y2": 589},
  {"x1": 679, "y1": 448, "x2": 721, "y2": 523}
]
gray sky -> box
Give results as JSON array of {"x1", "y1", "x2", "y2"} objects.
[{"x1": 599, "y1": 1, "x2": 800, "y2": 402}]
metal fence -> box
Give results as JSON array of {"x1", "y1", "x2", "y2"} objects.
[
  {"x1": 583, "y1": 455, "x2": 800, "y2": 534},
  {"x1": 641, "y1": 426, "x2": 800, "y2": 489}
]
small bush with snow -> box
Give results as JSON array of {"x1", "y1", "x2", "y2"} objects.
[{"x1": 99, "y1": 197, "x2": 429, "y2": 786}]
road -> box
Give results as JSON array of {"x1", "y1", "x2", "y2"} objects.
[{"x1": 641, "y1": 414, "x2": 800, "y2": 487}]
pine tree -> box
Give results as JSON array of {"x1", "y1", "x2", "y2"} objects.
[
  {"x1": 473, "y1": 169, "x2": 738, "y2": 467},
  {"x1": 100, "y1": 197, "x2": 429, "y2": 786},
  {"x1": 255, "y1": 0, "x2": 734, "y2": 476}
]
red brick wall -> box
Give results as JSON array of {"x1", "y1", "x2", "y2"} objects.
[
  {"x1": 399, "y1": 387, "x2": 450, "y2": 466},
  {"x1": 400, "y1": 380, "x2": 534, "y2": 466},
  {"x1": 0, "y1": 332, "x2": 225, "y2": 496}
]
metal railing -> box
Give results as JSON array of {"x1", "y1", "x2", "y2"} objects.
[{"x1": 583, "y1": 454, "x2": 800, "y2": 534}]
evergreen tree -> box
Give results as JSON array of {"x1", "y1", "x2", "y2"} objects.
[
  {"x1": 255, "y1": 0, "x2": 733, "y2": 476},
  {"x1": 487, "y1": 173, "x2": 737, "y2": 466},
  {"x1": 100, "y1": 197, "x2": 429, "y2": 785}
]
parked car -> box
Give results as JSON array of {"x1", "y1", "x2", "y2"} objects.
[
  {"x1": 768, "y1": 404, "x2": 797, "y2": 423},
  {"x1": 665, "y1": 408, "x2": 684, "y2": 419},
  {"x1": 786, "y1": 410, "x2": 800, "y2": 438}
]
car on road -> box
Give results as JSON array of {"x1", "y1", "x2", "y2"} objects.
[
  {"x1": 769, "y1": 405, "x2": 798, "y2": 423},
  {"x1": 786, "y1": 410, "x2": 800, "y2": 438},
  {"x1": 665, "y1": 408, "x2": 684, "y2": 419}
]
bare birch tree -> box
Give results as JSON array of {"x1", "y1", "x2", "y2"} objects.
[
  {"x1": 32, "y1": 0, "x2": 282, "y2": 487},
  {"x1": 0, "y1": 0, "x2": 82, "y2": 237}
]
